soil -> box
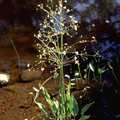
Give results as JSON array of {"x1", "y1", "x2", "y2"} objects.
[{"x1": 0, "y1": 75, "x2": 60, "y2": 120}]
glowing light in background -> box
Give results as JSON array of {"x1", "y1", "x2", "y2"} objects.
[{"x1": 0, "y1": 73, "x2": 10, "y2": 84}]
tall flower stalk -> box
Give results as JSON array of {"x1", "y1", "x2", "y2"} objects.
[
  {"x1": 34, "y1": 0, "x2": 79, "y2": 85},
  {"x1": 33, "y1": 1, "x2": 94, "y2": 119}
]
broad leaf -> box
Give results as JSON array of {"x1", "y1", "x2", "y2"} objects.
[
  {"x1": 79, "y1": 115, "x2": 90, "y2": 120},
  {"x1": 81, "y1": 102, "x2": 94, "y2": 116},
  {"x1": 41, "y1": 86, "x2": 57, "y2": 115},
  {"x1": 36, "y1": 102, "x2": 47, "y2": 113},
  {"x1": 72, "y1": 97, "x2": 79, "y2": 117}
]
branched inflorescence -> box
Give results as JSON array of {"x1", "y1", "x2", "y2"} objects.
[{"x1": 33, "y1": 0, "x2": 96, "y2": 77}]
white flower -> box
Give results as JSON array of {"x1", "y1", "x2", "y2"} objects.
[
  {"x1": 43, "y1": 25, "x2": 47, "y2": 28},
  {"x1": 64, "y1": 0, "x2": 67, "y2": 3},
  {"x1": 92, "y1": 36, "x2": 95, "y2": 39},
  {"x1": 74, "y1": 20, "x2": 78, "y2": 24},
  {"x1": 62, "y1": 51, "x2": 66, "y2": 55},
  {"x1": 64, "y1": 43, "x2": 68, "y2": 46},
  {"x1": 66, "y1": 9, "x2": 70, "y2": 13},
  {"x1": 74, "y1": 25, "x2": 77, "y2": 31},
  {"x1": 75, "y1": 51, "x2": 79, "y2": 55},
  {"x1": 105, "y1": 20, "x2": 110, "y2": 23},
  {"x1": 75, "y1": 60, "x2": 79, "y2": 64},
  {"x1": 27, "y1": 64, "x2": 30, "y2": 68},
  {"x1": 75, "y1": 72, "x2": 79, "y2": 76},
  {"x1": 92, "y1": 24, "x2": 95, "y2": 27},
  {"x1": 39, "y1": 55, "x2": 42, "y2": 59},
  {"x1": 37, "y1": 34, "x2": 41, "y2": 38},
  {"x1": 41, "y1": 67, "x2": 45, "y2": 72},
  {"x1": 74, "y1": 56, "x2": 77, "y2": 61},
  {"x1": 36, "y1": 43, "x2": 39, "y2": 46},
  {"x1": 69, "y1": 16, "x2": 73, "y2": 19},
  {"x1": 37, "y1": 4, "x2": 40, "y2": 7},
  {"x1": 63, "y1": 6, "x2": 67, "y2": 9},
  {"x1": 43, "y1": 50, "x2": 46, "y2": 53},
  {"x1": 50, "y1": 19, "x2": 54, "y2": 23}
]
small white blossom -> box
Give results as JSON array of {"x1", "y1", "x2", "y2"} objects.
[
  {"x1": 27, "y1": 64, "x2": 30, "y2": 68},
  {"x1": 41, "y1": 67, "x2": 45, "y2": 71},
  {"x1": 92, "y1": 24, "x2": 95, "y2": 27},
  {"x1": 105, "y1": 20, "x2": 110, "y2": 23},
  {"x1": 74, "y1": 56, "x2": 77, "y2": 61},
  {"x1": 62, "y1": 51, "x2": 66, "y2": 55},
  {"x1": 50, "y1": 19, "x2": 54, "y2": 23},
  {"x1": 74, "y1": 25, "x2": 77, "y2": 31},
  {"x1": 74, "y1": 20, "x2": 78, "y2": 24},
  {"x1": 75, "y1": 72, "x2": 79, "y2": 76},
  {"x1": 75, "y1": 51, "x2": 79, "y2": 55},
  {"x1": 37, "y1": 34, "x2": 41, "y2": 38},
  {"x1": 75, "y1": 60, "x2": 79, "y2": 64},
  {"x1": 64, "y1": 0, "x2": 67, "y2": 3},
  {"x1": 63, "y1": 6, "x2": 67, "y2": 9},
  {"x1": 64, "y1": 43, "x2": 68, "y2": 46},
  {"x1": 66, "y1": 9, "x2": 70, "y2": 13},
  {"x1": 69, "y1": 16, "x2": 73, "y2": 19},
  {"x1": 92, "y1": 36, "x2": 95, "y2": 39},
  {"x1": 39, "y1": 55, "x2": 42, "y2": 59}
]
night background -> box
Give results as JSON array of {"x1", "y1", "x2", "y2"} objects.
[{"x1": 0, "y1": 0, "x2": 120, "y2": 120}]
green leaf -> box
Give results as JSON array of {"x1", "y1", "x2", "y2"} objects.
[
  {"x1": 36, "y1": 102, "x2": 47, "y2": 113},
  {"x1": 89, "y1": 63, "x2": 95, "y2": 72},
  {"x1": 57, "y1": 104, "x2": 64, "y2": 119},
  {"x1": 41, "y1": 86, "x2": 57, "y2": 115},
  {"x1": 53, "y1": 100, "x2": 59, "y2": 109},
  {"x1": 79, "y1": 115, "x2": 90, "y2": 120},
  {"x1": 40, "y1": 114, "x2": 47, "y2": 119},
  {"x1": 66, "y1": 82, "x2": 71, "y2": 98},
  {"x1": 40, "y1": 114, "x2": 54, "y2": 120},
  {"x1": 67, "y1": 96, "x2": 73, "y2": 112},
  {"x1": 72, "y1": 97, "x2": 79, "y2": 117},
  {"x1": 81, "y1": 102, "x2": 94, "y2": 116},
  {"x1": 60, "y1": 82, "x2": 65, "y2": 105},
  {"x1": 53, "y1": 72, "x2": 59, "y2": 79},
  {"x1": 98, "y1": 68, "x2": 103, "y2": 74}
]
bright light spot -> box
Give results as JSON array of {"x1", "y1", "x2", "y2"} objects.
[
  {"x1": 75, "y1": 60, "x2": 79, "y2": 64},
  {"x1": 0, "y1": 73, "x2": 10, "y2": 84},
  {"x1": 92, "y1": 36, "x2": 96, "y2": 39},
  {"x1": 75, "y1": 72, "x2": 79, "y2": 76},
  {"x1": 41, "y1": 67, "x2": 45, "y2": 72},
  {"x1": 62, "y1": 51, "x2": 66, "y2": 55},
  {"x1": 33, "y1": 87, "x2": 39, "y2": 92},
  {"x1": 65, "y1": 74, "x2": 70, "y2": 79},
  {"x1": 75, "y1": 51, "x2": 79, "y2": 55},
  {"x1": 105, "y1": 20, "x2": 110, "y2": 23},
  {"x1": 92, "y1": 24, "x2": 95, "y2": 27},
  {"x1": 27, "y1": 64, "x2": 30, "y2": 68}
]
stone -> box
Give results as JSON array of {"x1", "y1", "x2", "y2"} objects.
[{"x1": 20, "y1": 69, "x2": 42, "y2": 82}]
